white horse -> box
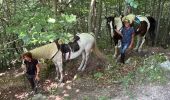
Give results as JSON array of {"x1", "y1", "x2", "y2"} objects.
[{"x1": 22, "y1": 33, "x2": 105, "y2": 82}]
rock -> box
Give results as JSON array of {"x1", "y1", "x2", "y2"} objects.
[
  {"x1": 66, "y1": 85, "x2": 72, "y2": 90},
  {"x1": 160, "y1": 60, "x2": 170, "y2": 70},
  {"x1": 31, "y1": 93, "x2": 47, "y2": 100},
  {"x1": 125, "y1": 58, "x2": 131, "y2": 64}
]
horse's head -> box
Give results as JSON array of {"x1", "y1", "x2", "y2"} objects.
[
  {"x1": 105, "y1": 16, "x2": 116, "y2": 30},
  {"x1": 105, "y1": 16, "x2": 123, "y2": 34}
]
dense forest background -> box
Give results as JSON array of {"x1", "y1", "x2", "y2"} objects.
[{"x1": 0, "y1": 0, "x2": 170, "y2": 69}]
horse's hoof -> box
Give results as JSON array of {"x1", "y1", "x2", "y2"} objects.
[
  {"x1": 77, "y1": 68, "x2": 81, "y2": 71},
  {"x1": 113, "y1": 55, "x2": 116, "y2": 59},
  {"x1": 81, "y1": 68, "x2": 85, "y2": 71},
  {"x1": 133, "y1": 48, "x2": 138, "y2": 52},
  {"x1": 59, "y1": 79, "x2": 63, "y2": 83},
  {"x1": 138, "y1": 49, "x2": 142, "y2": 53},
  {"x1": 55, "y1": 77, "x2": 59, "y2": 80}
]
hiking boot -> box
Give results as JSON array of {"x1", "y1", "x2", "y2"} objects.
[{"x1": 120, "y1": 53, "x2": 125, "y2": 64}]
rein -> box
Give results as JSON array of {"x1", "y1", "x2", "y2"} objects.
[{"x1": 51, "y1": 49, "x2": 59, "y2": 60}]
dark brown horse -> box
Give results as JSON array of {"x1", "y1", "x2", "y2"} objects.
[{"x1": 106, "y1": 14, "x2": 156, "y2": 57}]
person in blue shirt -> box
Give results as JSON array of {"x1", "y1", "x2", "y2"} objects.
[{"x1": 120, "y1": 19, "x2": 135, "y2": 63}]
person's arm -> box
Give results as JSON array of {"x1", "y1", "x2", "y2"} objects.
[
  {"x1": 128, "y1": 33, "x2": 135, "y2": 50},
  {"x1": 35, "y1": 63, "x2": 40, "y2": 81},
  {"x1": 114, "y1": 29, "x2": 123, "y2": 37},
  {"x1": 21, "y1": 60, "x2": 27, "y2": 73}
]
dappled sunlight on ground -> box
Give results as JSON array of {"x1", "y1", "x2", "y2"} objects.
[
  {"x1": 15, "y1": 92, "x2": 29, "y2": 99},
  {"x1": 0, "y1": 72, "x2": 6, "y2": 76},
  {"x1": 1, "y1": 47, "x2": 170, "y2": 99}
]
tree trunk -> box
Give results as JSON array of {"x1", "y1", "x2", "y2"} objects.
[
  {"x1": 95, "y1": 0, "x2": 102, "y2": 36},
  {"x1": 13, "y1": 0, "x2": 16, "y2": 14},
  {"x1": 163, "y1": 5, "x2": 170, "y2": 45},
  {"x1": 92, "y1": 1, "x2": 97, "y2": 33},
  {"x1": 118, "y1": 0, "x2": 122, "y2": 14},
  {"x1": 123, "y1": 2, "x2": 132, "y2": 15},
  {"x1": 155, "y1": 0, "x2": 165, "y2": 45},
  {"x1": 151, "y1": 0, "x2": 156, "y2": 17},
  {"x1": 144, "y1": 0, "x2": 147, "y2": 13},
  {"x1": 88, "y1": 0, "x2": 96, "y2": 33},
  {"x1": 53, "y1": 0, "x2": 58, "y2": 17}
]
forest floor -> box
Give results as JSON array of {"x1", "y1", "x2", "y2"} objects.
[{"x1": 0, "y1": 47, "x2": 170, "y2": 100}]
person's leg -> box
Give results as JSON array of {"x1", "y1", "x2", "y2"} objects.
[
  {"x1": 26, "y1": 75, "x2": 36, "y2": 90},
  {"x1": 33, "y1": 77, "x2": 38, "y2": 93},
  {"x1": 120, "y1": 43, "x2": 129, "y2": 63}
]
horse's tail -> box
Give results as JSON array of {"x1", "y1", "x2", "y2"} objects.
[
  {"x1": 92, "y1": 40, "x2": 107, "y2": 61},
  {"x1": 147, "y1": 16, "x2": 156, "y2": 46}
]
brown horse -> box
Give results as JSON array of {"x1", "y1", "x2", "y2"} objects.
[{"x1": 106, "y1": 14, "x2": 156, "y2": 57}]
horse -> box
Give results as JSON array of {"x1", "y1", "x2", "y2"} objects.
[
  {"x1": 105, "y1": 16, "x2": 123, "y2": 57},
  {"x1": 21, "y1": 33, "x2": 105, "y2": 82},
  {"x1": 105, "y1": 14, "x2": 156, "y2": 57}
]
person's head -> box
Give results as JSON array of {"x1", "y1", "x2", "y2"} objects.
[
  {"x1": 123, "y1": 19, "x2": 131, "y2": 28},
  {"x1": 22, "y1": 52, "x2": 32, "y2": 61}
]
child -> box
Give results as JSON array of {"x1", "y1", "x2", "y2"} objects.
[
  {"x1": 120, "y1": 19, "x2": 135, "y2": 63},
  {"x1": 22, "y1": 52, "x2": 40, "y2": 93}
]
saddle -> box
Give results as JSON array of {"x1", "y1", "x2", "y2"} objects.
[
  {"x1": 54, "y1": 35, "x2": 80, "y2": 59},
  {"x1": 133, "y1": 17, "x2": 141, "y2": 31},
  {"x1": 60, "y1": 36, "x2": 80, "y2": 53}
]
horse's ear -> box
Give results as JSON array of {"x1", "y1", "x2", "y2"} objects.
[
  {"x1": 113, "y1": 15, "x2": 116, "y2": 18},
  {"x1": 120, "y1": 15, "x2": 124, "y2": 20},
  {"x1": 23, "y1": 48, "x2": 28, "y2": 52}
]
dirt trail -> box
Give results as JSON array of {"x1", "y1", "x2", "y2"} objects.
[{"x1": 0, "y1": 47, "x2": 170, "y2": 100}]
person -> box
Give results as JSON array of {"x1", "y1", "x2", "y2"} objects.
[
  {"x1": 119, "y1": 18, "x2": 135, "y2": 63},
  {"x1": 22, "y1": 52, "x2": 40, "y2": 93}
]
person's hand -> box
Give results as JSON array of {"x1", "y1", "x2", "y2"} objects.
[
  {"x1": 21, "y1": 64, "x2": 26, "y2": 73},
  {"x1": 114, "y1": 29, "x2": 123, "y2": 37},
  {"x1": 128, "y1": 45, "x2": 133, "y2": 51}
]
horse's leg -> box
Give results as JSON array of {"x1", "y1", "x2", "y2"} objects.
[
  {"x1": 118, "y1": 39, "x2": 122, "y2": 48},
  {"x1": 52, "y1": 51, "x2": 63, "y2": 82},
  {"x1": 110, "y1": 37, "x2": 113, "y2": 46},
  {"x1": 81, "y1": 52, "x2": 90, "y2": 71},
  {"x1": 134, "y1": 35, "x2": 141, "y2": 51},
  {"x1": 55, "y1": 61, "x2": 63, "y2": 82},
  {"x1": 113, "y1": 45, "x2": 118, "y2": 58},
  {"x1": 78, "y1": 51, "x2": 86, "y2": 71},
  {"x1": 115, "y1": 40, "x2": 122, "y2": 62},
  {"x1": 138, "y1": 35, "x2": 146, "y2": 52},
  {"x1": 113, "y1": 39, "x2": 118, "y2": 58},
  {"x1": 54, "y1": 63, "x2": 59, "y2": 80}
]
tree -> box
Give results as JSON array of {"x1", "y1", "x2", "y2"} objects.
[
  {"x1": 88, "y1": 0, "x2": 96, "y2": 33},
  {"x1": 95, "y1": 0, "x2": 103, "y2": 36}
]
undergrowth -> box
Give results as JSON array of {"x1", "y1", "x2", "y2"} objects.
[{"x1": 121, "y1": 53, "x2": 168, "y2": 89}]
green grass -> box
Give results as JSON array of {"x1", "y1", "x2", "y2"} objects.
[
  {"x1": 121, "y1": 53, "x2": 168, "y2": 89},
  {"x1": 98, "y1": 96, "x2": 109, "y2": 100}
]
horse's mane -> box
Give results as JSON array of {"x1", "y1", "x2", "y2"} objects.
[{"x1": 114, "y1": 17, "x2": 123, "y2": 30}]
